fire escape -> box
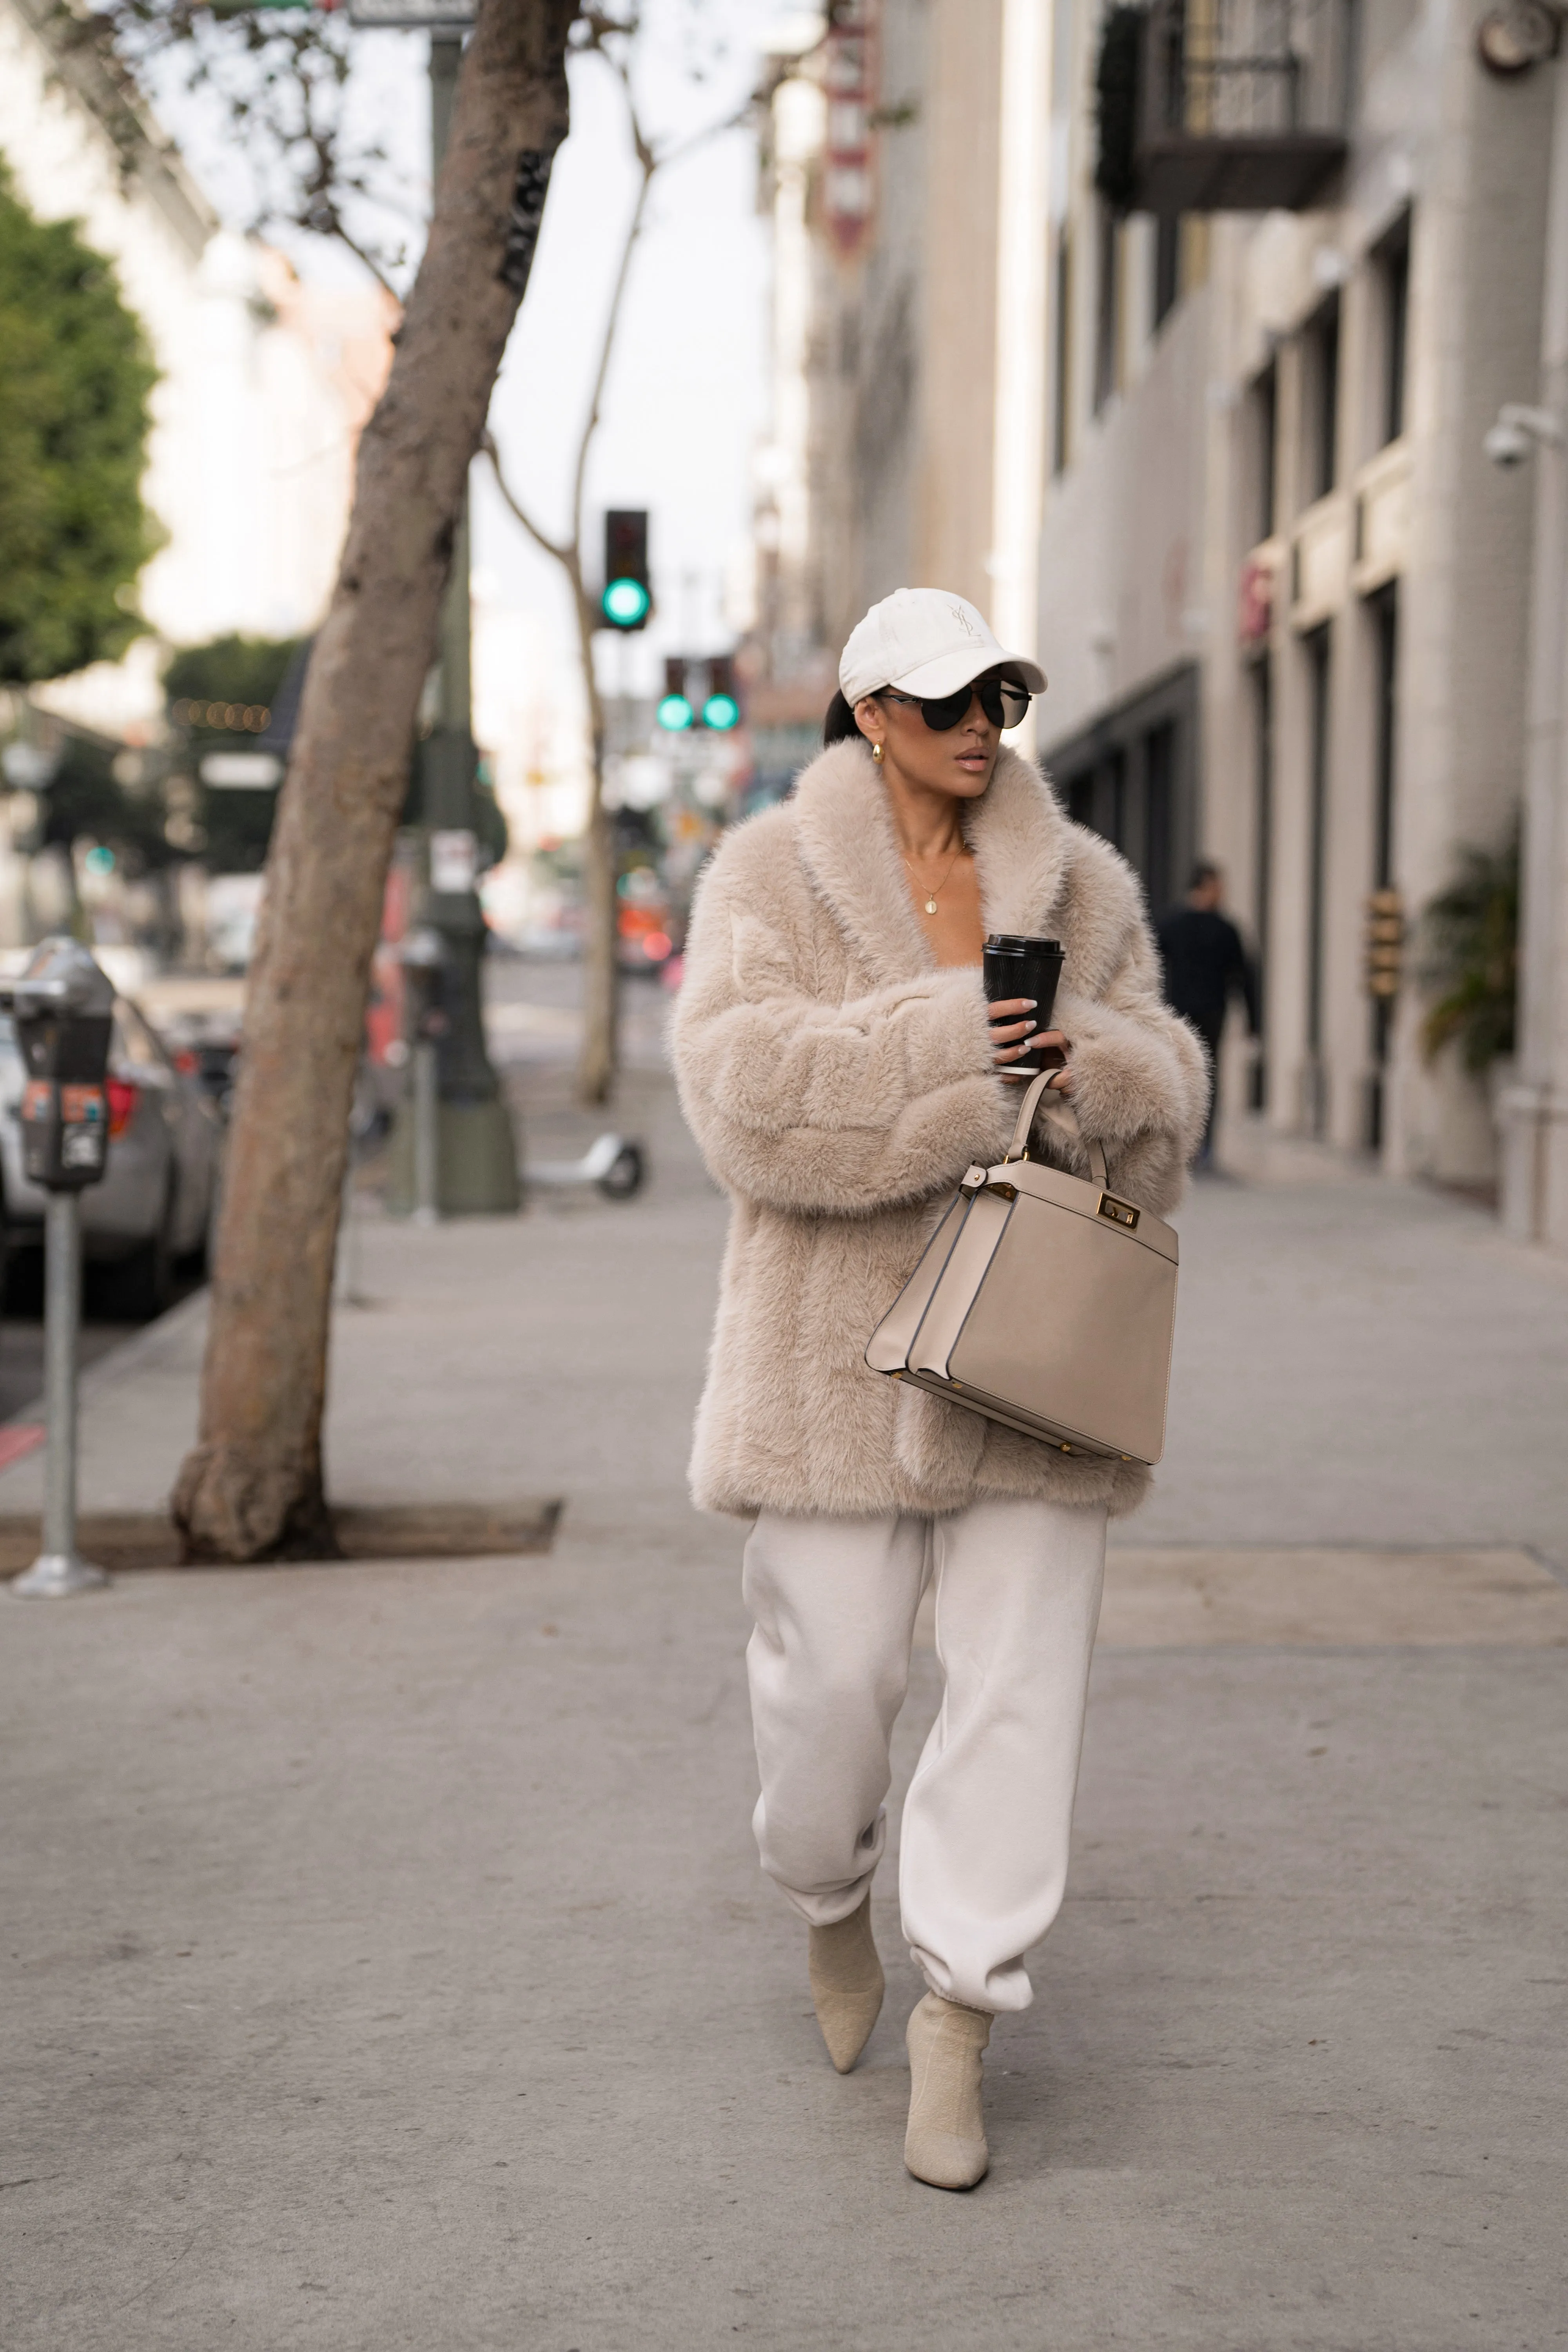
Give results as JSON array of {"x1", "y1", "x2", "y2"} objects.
[{"x1": 1096, "y1": 0, "x2": 1353, "y2": 214}]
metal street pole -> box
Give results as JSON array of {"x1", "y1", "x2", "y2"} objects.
[
  {"x1": 13, "y1": 1194, "x2": 105, "y2": 1597},
  {"x1": 387, "y1": 25, "x2": 520, "y2": 1214},
  {"x1": 412, "y1": 1036, "x2": 440, "y2": 1224}
]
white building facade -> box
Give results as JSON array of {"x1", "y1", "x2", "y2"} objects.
[
  {"x1": 760, "y1": 0, "x2": 1563, "y2": 1217},
  {"x1": 1038, "y1": 0, "x2": 1553, "y2": 1191}
]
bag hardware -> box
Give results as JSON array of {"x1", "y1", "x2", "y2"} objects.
[
  {"x1": 1096, "y1": 1193, "x2": 1139, "y2": 1230},
  {"x1": 864, "y1": 1074, "x2": 1178, "y2": 1466}
]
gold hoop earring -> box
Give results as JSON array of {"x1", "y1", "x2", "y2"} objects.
[{"x1": 871, "y1": 742, "x2": 884, "y2": 764}]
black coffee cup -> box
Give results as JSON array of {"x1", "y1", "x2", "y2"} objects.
[{"x1": 984, "y1": 933, "x2": 1065, "y2": 1078}]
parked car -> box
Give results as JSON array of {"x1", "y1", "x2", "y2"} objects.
[
  {"x1": 0, "y1": 996, "x2": 223, "y2": 1318},
  {"x1": 156, "y1": 1006, "x2": 243, "y2": 1122}
]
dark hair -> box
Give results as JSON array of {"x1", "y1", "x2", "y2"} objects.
[
  {"x1": 1189, "y1": 859, "x2": 1221, "y2": 891},
  {"x1": 823, "y1": 688, "x2": 862, "y2": 746}
]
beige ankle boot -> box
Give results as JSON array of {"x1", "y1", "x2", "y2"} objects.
[
  {"x1": 904, "y1": 1991, "x2": 992, "y2": 2189},
  {"x1": 807, "y1": 1893, "x2": 885, "y2": 2072}
]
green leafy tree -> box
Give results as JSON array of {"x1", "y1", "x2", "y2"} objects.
[{"x1": 0, "y1": 165, "x2": 159, "y2": 684}]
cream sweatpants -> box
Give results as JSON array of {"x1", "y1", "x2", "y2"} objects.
[{"x1": 742, "y1": 1494, "x2": 1107, "y2": 2016}]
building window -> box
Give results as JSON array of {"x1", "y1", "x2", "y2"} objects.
[
  {"x1": 1375, "y1": 212, "x2": 1411, "y2": 446},
  {"x1": 1152, "y1": 212, "x2": 1181, "y2": 331},
  {"x1": 1304, "y1": 624, "x2": 1332, "y2": 1137},
  {"x1": 1093, "y1": 203, "x2": 1120, "y2": 414},
  {"x1": 1302, "y1": 294, "x2": 1341, "y2": 504},
  {"x1": 1249, "y1": 360, "x2": 1278, "y2": 544},
  {"x1": 1052, "y1": 228, "x2": 1073, "y2": 477},
  {"x1": 1050, "y1": 668, "x2": 1198, "y2": 921}
]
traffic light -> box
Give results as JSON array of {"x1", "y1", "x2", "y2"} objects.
[
  {"x1": 702, "y1": 654, "x2": 740, "y2": 731},
  {"x1": 657, "y1": 658, "x2": 693, "y2": 731},
  {"x1": 601, "y1": 510, "x2": 652, "y2": 631},
  {"x1": 1364, "y1": 888, "x2": 1405, "y2": 998}
]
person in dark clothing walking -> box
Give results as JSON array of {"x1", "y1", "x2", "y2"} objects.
[{"x1": 1157, "y1": 862, "x2": 1259, "y2": 1168}]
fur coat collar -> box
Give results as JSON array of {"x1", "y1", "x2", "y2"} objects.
[{"x1": 790, "y1": 739, "x2": 1082, "y2": 990}]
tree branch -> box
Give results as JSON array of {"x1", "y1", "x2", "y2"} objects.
[
  {"x1": 563, "y1": 56, "x2": 752, "y2": 548},
  {"x1": 312, "y1": 209, "x2": 404, "y2": 304},
  {"x1": 653, "y1": 91, "x2": 758, "y2": 175},
  {"x1": 479, "y1": 430, "x2": 570, "y2": 565},
  {"x1": 569, "y1": 151, "x2": 653, "y2": 550}
]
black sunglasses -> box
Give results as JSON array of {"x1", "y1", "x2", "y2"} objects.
[{"x1": 881, "y1": 673, "x2": 1033, "y2": 732}]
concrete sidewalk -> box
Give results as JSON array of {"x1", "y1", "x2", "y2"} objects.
[{"x1": 2, "y1": 1055, "x2": 1566, "y2": 2349}]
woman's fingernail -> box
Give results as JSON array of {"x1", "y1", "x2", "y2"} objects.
[
  {"x1": 1021, "y1": 998, "x2": 1037, "y2": 1009},
  {"x1": 1023, "y1": 1020, "x2": 1037, "y2": 1031}
]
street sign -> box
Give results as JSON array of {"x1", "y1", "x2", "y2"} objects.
[
  {"x1": 430, "y1": 828, "x2": 478, "y2": 894},
  {"x1": 347, "y1": 1, "x2": 475, "y2": 22},
  {"x1": 200, "y1": 751, "x2": 283, "y2": 789}
]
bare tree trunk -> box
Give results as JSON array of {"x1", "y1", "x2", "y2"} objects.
[
  {"x1": 173, "y1": 0, "x2": 575, "y2": 1563},
  {"x1": 579, "y1": 792, "x2": 620, "y2": 1103}
]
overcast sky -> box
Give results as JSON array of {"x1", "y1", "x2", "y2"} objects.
[
  {"x1": 155, "y1": 3, "x2": 781, "y2": 699},
  {"x1": 479, "y1": 13, "x2": 769, "y2": 691}
]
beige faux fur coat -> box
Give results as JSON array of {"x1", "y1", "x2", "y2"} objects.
[{"x1": 671, "y1": 740, "x2": 1209, "y2": 1520}]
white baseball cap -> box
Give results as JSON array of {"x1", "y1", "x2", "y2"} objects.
[{"x1": 838, "y1": 587, "x2": 1047, "y2": 708}]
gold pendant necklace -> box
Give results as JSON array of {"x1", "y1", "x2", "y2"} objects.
[{"x1": 904, "y1": 842, "x2": 963, "y2": 917}]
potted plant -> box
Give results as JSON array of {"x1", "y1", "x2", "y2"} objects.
[{"x1": 1419, "y1": 829, "x2": 1519, "y2": 1080}]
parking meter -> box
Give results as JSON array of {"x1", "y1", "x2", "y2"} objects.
[
  {"x1": 0, "y1": 938, "x2": 116, "y2": 1598},
  {"x1": 398, "y1": 924, "x2": 450, "y2": 1045},
  {"x1": 4, "y1": 938, "x2": 116, "y2": 1192}
]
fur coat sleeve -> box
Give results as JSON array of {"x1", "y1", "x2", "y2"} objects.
[
  {"x1": 1034, "y1": 866, "x2": 1210, "y2": 1215},
  {"x1": 671, "y1": 810, "x2": 1013, "y2": 1217}
]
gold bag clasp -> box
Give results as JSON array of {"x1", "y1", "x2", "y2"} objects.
[{"x1": 1096, "y1": 1193, "x2": 1139, "y2": 1230}]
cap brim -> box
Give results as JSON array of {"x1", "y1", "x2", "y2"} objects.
[{"x1": 888, "y1": 646, "x2": 1047, "y2": 697}]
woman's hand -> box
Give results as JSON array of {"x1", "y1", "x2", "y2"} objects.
[{"x1": 989, "y1": 999, "x2": 1074, "y2": 1092}]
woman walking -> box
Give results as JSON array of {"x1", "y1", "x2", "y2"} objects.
[{"x1": 672, "y1": 588, "x2": 1205, "y2": 2190}]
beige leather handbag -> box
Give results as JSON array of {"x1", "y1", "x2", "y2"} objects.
[{"x1": 865, "y1": 1068, "x2": 1179, "y2": 1465}]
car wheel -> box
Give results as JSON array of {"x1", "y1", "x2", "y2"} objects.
[{"x1": 597, "y1": 1142, "x2": 645, "y2": 1200}]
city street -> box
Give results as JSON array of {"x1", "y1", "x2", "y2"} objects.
[
  {"x1": 6, "y1": 0, "x2": 1568, "y2": 2343},
  {"x1": 2, "y1": 967, "x2": 1565, "y2": 2350}
]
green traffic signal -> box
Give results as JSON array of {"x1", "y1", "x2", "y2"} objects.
[
  {"x1": 602, "y1": 577, "x2": 652, "y2": 629},
  {"x1": 702, "y1": 692, "x2": 740, "y2": 731},
  {"x1": 657, "y1": 693, "x2": 694, "y2": 731}
]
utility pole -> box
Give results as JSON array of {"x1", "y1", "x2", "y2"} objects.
[{"x1": 387, "y1": 25, "x2": 520, "y2": 1213}]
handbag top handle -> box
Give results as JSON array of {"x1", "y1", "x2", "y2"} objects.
[{"x1": 1003, "y1": 1069, "x2": 1110, "y2": 1192}]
